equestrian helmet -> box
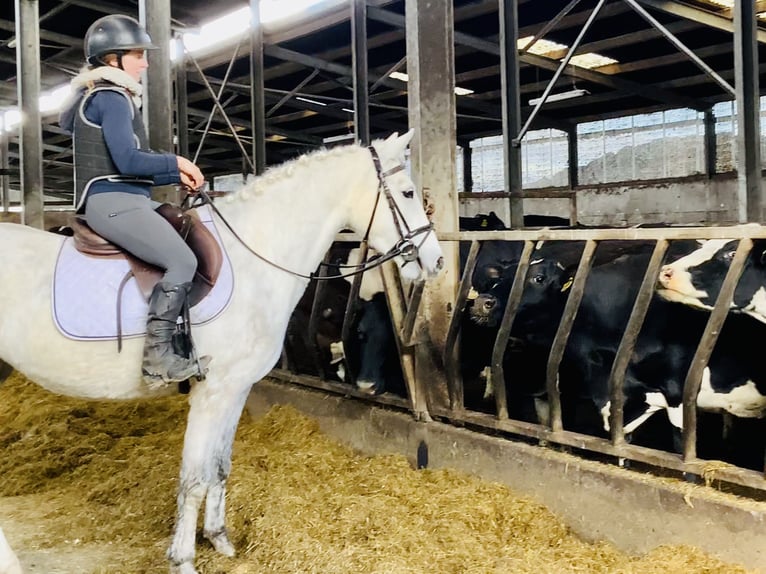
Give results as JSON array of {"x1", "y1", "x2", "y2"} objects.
[{"x1": 85, "y1": 15, "x2": 156, "y2": 66}]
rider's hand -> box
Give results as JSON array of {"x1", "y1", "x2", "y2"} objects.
[{"x1": 177, "y1": 156, "x2": 205, "y2": 190}]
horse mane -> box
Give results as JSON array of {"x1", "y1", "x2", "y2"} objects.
[{"x1": 225, "y1": 142, "x2": 369, "y2": 203}]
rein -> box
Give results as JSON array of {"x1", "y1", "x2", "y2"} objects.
[{"x1": 186, "y1": 146, "x2": 434, "y2": 282}]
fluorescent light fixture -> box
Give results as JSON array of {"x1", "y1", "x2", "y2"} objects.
[
  {"x1": 529, "y1": 88, "x2": 588, "y2": 106},
  {"x1": 389, "y1": 71, "x2": 474, "y2": 96},
  {"x1": 323, "y1": 133, "x2": 355, "y2": 144},
  {"x1": 296, "y1": 96, "x2": 327, "y2": 106}
]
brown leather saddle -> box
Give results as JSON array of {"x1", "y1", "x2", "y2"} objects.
[{"x1": 69, "y1": 203, "x2": 223, "y2": 307}]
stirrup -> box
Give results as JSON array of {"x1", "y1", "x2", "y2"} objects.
[{"x1": 143, "y1": 355, "x2": 211, "y2": 391}]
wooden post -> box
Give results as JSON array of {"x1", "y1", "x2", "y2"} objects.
[{"x1": 405, "y1": 0, "x2": 459, "y2": 417}]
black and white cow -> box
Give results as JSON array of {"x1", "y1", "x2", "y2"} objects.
[
  {"x1": 283, "y1": 243, "x2": 404, "y2": 396},
  {"x1": 511, "y1": 245, "x2": 766, "y2": 460},
  {"x1": 658, "y1": 238, "x2": 766, "y2": 324}
]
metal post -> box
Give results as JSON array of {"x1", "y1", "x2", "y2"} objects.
[
  {"x1": 15, "y1": 0, "x2": 44, "y2": 228},
  {"x1": 0, "y1": 129, "x2": 8, "y2": 213},
  {"x1": 499, "y1": 0, "x2": 524, "y2": 229},
  {"x1": 352, "y1": 0, "x2": 370, "y2": 145},
  {"x1": 250, "y1": 0, "x2": 267, "y2": 175},
  {"x1": 703, "y1": 108, "x2": 716, "y2": 179},
  {"x1": 733, "y1": 0, "x2": 761, "y2": 222},
  {"x1": 567, "y1": 126, "x2": 579, "y2": 189},
  {"x1": 462, "y1": 143, "x2": 473, "y2": 193},
  {"x1": 175, "y1": 37, "x2": 189, "y2": 159},
  {"x1": 139, "y1": 0, "x2": 173, "y2": 153}
]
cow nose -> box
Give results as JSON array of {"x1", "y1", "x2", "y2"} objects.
[
  {"x1": 436, "y1": 256, "x2": 444, "y2": 271},
  {"x1": 660, "y1": 265, "x2": 673, "y2": 284},
  {"x1": 483, "y1": 298, "x2": 496, "y2": 310}
]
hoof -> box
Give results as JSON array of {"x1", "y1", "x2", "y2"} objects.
[
  {"x1": 205, "y1": 530, "x2": 235, "y2": 557},
  {"x1": 169, "y1": 562, "x2": 198, "y2": 574},
  {"x1": 356, "y1": 381, "x2": 384, "y2": 396}
]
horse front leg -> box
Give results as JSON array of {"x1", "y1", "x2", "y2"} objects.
[
  {"x1": 0, "y1": 527, "x2": 22, "y2": 574},
  {"x1": 167, "y1": 383, "x2": 251, "y2": 574}
]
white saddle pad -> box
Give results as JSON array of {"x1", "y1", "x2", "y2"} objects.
[{"x1": 52, "y1": 204, "x2": 234, "y2": 341}]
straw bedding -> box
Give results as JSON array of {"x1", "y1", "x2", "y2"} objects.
[{"x1": 0, "y1": 371, "x2": 755, "y2": 573}]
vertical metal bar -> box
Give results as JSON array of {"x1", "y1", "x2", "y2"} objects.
[
  {"x1": 492, "y1": 240, "x2": 535, "y2": 421},
  {"x1": 15, "y1": 0, "x2": 44, "y2": 228},
  {"x1": 545, "y1": 239, "x2": 597, "y2": 432},
  {"x1": 352, "y1": 0, "x2": 370, "y2": 145},
  {"x1": 400, "y1": 280, "x2": 425, "y2": 346},
  {"x1": 308, "y1": 256, "x2": 334, "y2": 380},
  {"x1": 682, "y1": 238, "x2": 752, "y2": 461},
  {"x1": 443, "y1": 240, "x2": 481, "y2": 411},
  {"x1": 515, "y1": 0, "x2": 608, "y2": 146},
  {"x1": 174, "y1": 37, "x2": 189, "y2": 159},
  {"x1": 340, "y1": 242, "x2": 369, "y2": 387},
  {"x1": 499, "y1": 0, "x2": 524, "y2": 229},
  {"x1": 461, "y1": 142, "x2": 473, "y2": 193},
  {"x1": 567, "y1": 126, "x2": 579, "y2": 189},
  {"x1": 0, "y1": 130, "x2": 8, "y2": 212},
  {"x1": 250, "y1": 0, "x2": 267, "y2": 175},
  {"x1": 140, "y1": 0, "x2": 173, "y2": 152},
  {"x1": 703, "y1": 109, "x2": 716, "y2": 179},
  {"x1": 733, "y1": 0, "x2": 761, "y2": 223},
  {"x1": 607, "y1": 239, "x2": 668, "y2": 446}
]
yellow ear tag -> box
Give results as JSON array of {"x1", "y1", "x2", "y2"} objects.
[
  {"x1": 467, "y1": 287, "x2": 479, "y2": 300},
  {"x1": 481, "y1": 220, "x2": 488, "y2": 227},
  {"x1": 561, "y1": 277, "x2": 573, "y2": 292}
]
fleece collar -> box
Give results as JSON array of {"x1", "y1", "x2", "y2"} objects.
[{"x1": 70, "y1": 66, "x2": 143, "y2": 108}]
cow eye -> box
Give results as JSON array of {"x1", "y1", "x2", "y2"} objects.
[
  {"x1": 722, "y1": 250, "x2": 736, "y2": 262},
  {"x1": 532, "y1": 274, "x2": 545, "y2": 284},
  {"x1": 402, "y1": 189, "x2": 414, "y2": 199}
]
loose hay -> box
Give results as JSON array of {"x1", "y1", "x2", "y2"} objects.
[{"x1": 0, "y1": 372, "x2": 756, "y2": 573}]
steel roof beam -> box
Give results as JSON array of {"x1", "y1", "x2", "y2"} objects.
[{"x1": 635, "y1": 0, "x2": 766, "y2": 43}]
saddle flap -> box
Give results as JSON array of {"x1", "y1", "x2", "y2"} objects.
[
  {"x1": 70, "y1": 216, "x2": 124, "y2": 257},
  {"x1": 69, "y1": 205, "x2": 223, "y2": 306}
]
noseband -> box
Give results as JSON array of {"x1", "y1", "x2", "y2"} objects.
[
  {"x1": 359, "y1": 146, "x2": 434, "y2": 269},
  {"x1": 191, "y1": 146, "x2": 435, "y2": 281}
]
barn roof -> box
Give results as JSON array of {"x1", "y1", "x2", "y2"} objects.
[{"x1": 1, "y1": 0, "x2": 764, "y2": 200}]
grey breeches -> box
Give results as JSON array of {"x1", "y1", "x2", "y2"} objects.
[{"x1": 85, "y1": 192, "x2": 198, "y2": 285}]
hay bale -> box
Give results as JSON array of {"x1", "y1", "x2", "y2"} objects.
[{"x1": 0, "y1": 372, "x2": 755, "y2": 573}]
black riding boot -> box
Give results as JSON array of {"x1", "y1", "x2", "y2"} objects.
[{"x1": 142, "y1": 281, "x2": 201, "y2": 387}]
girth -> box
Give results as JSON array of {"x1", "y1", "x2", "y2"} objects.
[{"x1": 69, "y1": 203, "x2": 223, "y2": 308}]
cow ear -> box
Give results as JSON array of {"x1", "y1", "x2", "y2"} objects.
[{"x1": 760, "y1": 249, "x2": 766, "y2": 265}]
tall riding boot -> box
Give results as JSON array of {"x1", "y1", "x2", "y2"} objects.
[{"x1": 142, "y1": 281, "x2": 201, "y2": 387}]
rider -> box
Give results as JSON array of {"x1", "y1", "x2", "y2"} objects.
[{"x1": 59, "y1": 14, "x2": 208, "y2": 388}]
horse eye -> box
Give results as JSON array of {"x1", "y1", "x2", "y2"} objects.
[{"x1": 402, "y1": 189, "x2": 414, "y2": 199}]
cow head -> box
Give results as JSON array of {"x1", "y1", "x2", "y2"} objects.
[{"x1": 657, "y1": 238, "x2": 766, "y2": 324}]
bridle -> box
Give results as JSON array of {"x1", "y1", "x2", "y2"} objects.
[{"x1": 187, "y1": 145, "x2": 435, "y2": 281}]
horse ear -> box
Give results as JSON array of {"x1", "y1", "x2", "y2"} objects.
[
  {"x1": 388, "y1": 129, "x2": 415, "y2": 156},
  {"x1": 398, "y1": 128, "x2": 415, "y2": 149}
]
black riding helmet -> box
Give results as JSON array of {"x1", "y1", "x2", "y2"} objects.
[{"x1": 85, "y1": 14, "x2": 157, "y2": 67}]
